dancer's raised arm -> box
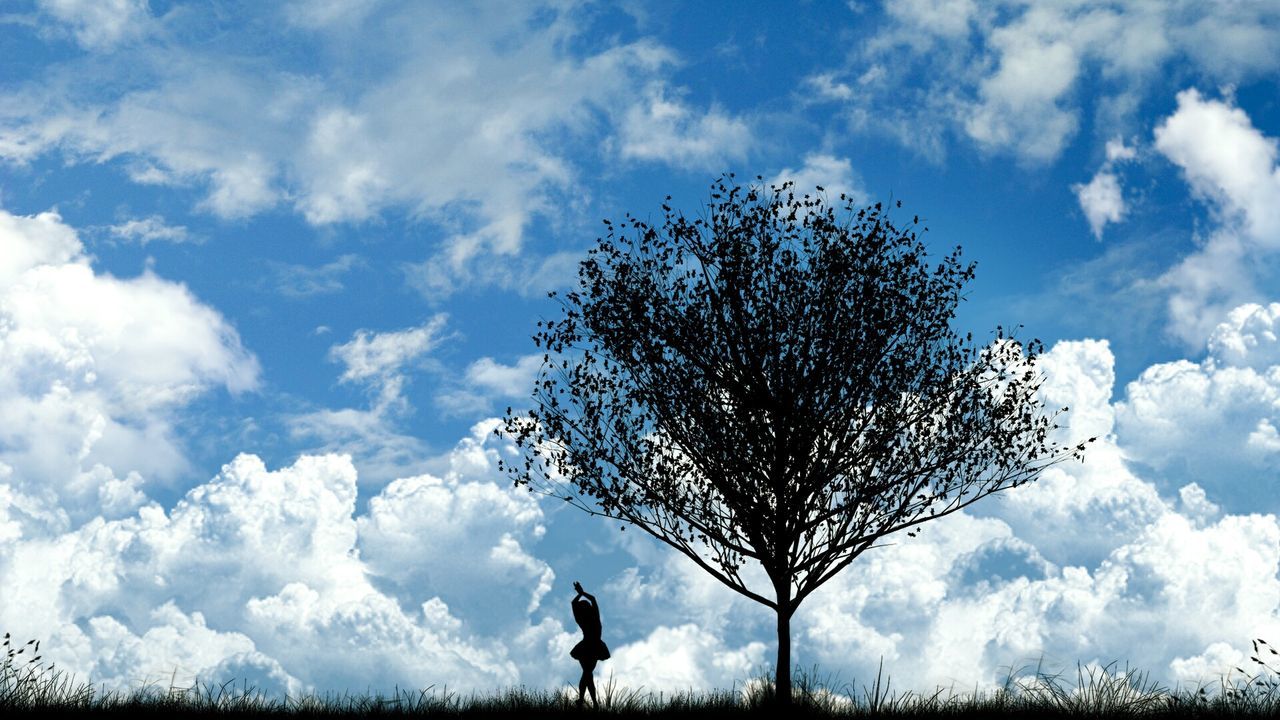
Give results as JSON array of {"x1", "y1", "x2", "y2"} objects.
[{"x1": 573, "y1": 580, "x2": 597, "y2": 606}]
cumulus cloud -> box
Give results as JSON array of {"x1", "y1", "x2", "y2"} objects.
[
  {"x1": 1155, "y1": 90, "x2": 1280, "y2": 238},
  {"x1": 803, "y1": 72, "x2": 855, "y2": 102},
  {"x1": 608, "y1": 624, "x2": 768, "y2": 693},
  {"x1": 0, "y1": 424, "x2": 565, "y2": 694},
  {"x1": 981, "y1": 341, "x2": 1164, "y2": 568},
  {"x1": 808, "y1": 334, "x2": 1280, "y2": 690},
  {"x1": 768, "y1": 154, "x2": 867, "y2": 205},
  {"x1": 596, "y1": 331, "x2": 1280, "y2": 695},
  {"x1": 0, "y1": 207, "x2": 82, "y2": 284},
  {"x1": 885, "y1": 0, "x2": 977, "y2": 39},
  {"x1": 358, "y1": 420, "x2": 553, "y2": 622},
  {"x1": 1074, "y1": 170, "x2": 1125, "y2": 239},
  {"x1": 465, "y1": 355, "x2": 544, "y2": 398},
  {"x1": 1073, "y1": 136, "x2": 1138, "y2": 238},
  {"x1": 963, "y1": 23, "x2": 1080, "y2": 162},
  {"x1": 5, "y1": 300, "x2": 1280, "y2": 696},
  {"x1": 834, "y1": 333, "x2": 1280, "y2": 686},
  {"x1": 1207, "y1": 302, "x2": 1280, "y2": 370},
  {"x1": 0, "y1": 208, "x2": 258, "y2": 521},
  {"x1": 74, "y1": 603, "x2": 300, "y2": 695},
  {"x1": 1114, "y1": 302, "x2": 1280, "y2": 514},
  {"x1": 1105, "y1": 137, "x2": 1137, "y2": 163}
]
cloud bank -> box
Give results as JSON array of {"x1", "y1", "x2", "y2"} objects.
[{"x1": 2, "y1": 238, "x2": 1278, "y2": 695}]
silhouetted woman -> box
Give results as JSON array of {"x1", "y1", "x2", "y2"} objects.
[{"x1": 570, "y1": 580, "x2": 609, "y2": 706}]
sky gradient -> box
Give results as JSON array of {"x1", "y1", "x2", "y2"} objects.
[{"x1": 2, "y1": 0, "x2": 1280, "y2": 699}]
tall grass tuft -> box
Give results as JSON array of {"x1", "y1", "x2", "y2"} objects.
[
  {"x1": 1, "y1": 632, "x2": 95, "y2": 710},
  {"x1": 7, "y1": 630, "x2": 1280, "y2": 717}
]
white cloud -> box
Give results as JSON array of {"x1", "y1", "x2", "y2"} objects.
[
  {"x1": 7, "y1": 318, "x2": 1280, "y2": 697},
  {"x1": 803, "y1": 72, "x2": 854, "y2": 102},
  {"x1": 75, "y1": 603, "x2": 300, "y2": 695},
  {"x1": 841, "y1": 2, "x2": 1280, "y2": 163},
  {"x1": 608, "y1": 624, "x2": 768, "y2": 693},
  {"x1": 330, "y1": 316, "x2": 446, "y2": 391},
  {"x1": 1113, "y1": 302, "x2": 1280, "y2": 514},
  {"x1": 0, "y1": 208, "x2": 82, "y2": 285},
  {"x1": 358, "y1": 420, "x2": 553, "y2": 622},
  {"x1": 615, "y1": 83, "x2": 752, "y2": 171},
  {"x1": 592, "y1": 330, "x2": 1280, "y2": 696},
  {"x1": 1037, "y1": 339, "x2": 1117, "y2": 446},
  {"x1": 768, "y1": 154, "x2": 867, "y2": 205},
  {"x1": 465, "y1": 355, "x2": 543, "y2": 399},
  {"x1": 285, "y1": 405, "x2": 428, "y2": 484},
  {"x1": 1207, "y1": 303, "x2": 1280, "y2": 370},
  {"x1": 1074, "y1": 171, "x2": 1125, "y2": 239},
  {"x1": 290, "y1": 316, "x2": 448, "y2": 481},
  {"x1": 37, "y1": 0, "x2": 152, "y2": 50},
  {"x1": 436, "y1": 353, "x2": 544, "y2": 418},
  {"x1": 0, "y1": 208, "x2": 258, "y2": 520},
  {"x1": 404, "y1": 246, "x2": 587, "y2": 303},
  {"x1": 269, "y1": 254, "x2": 362, "y2": 298},
  {"x1": 605, "y1": 541, "x2": 771, "y2": 643},
  {"x1": 0, "y1": 425, "x2": 567, "y2": 694},
  {"x1": 790, "y1": 448, "x2": 1279, "y2": 693},
  {"x1": 1169, "y1": 641, "x2": 1248, "y2": 686},
  {"x1": 1155, "y1": 89, "x2": 1280, "y2": 240},
  {"x1": 1073, "y1": 136, "x2": 1138, "y2": 238},
  {"x1": 963, "y1": 22, "x2": 1080, "y2": 162},
  {"x1": 106, "y1": 215, "x2": 192, "y2": 244},
  {"x1": 1150, "y1": 90, "x2": 1280, "y2": 345},
  {"x1": 1177, "y1": 483, "x2": 1220, "y2": 528},
  {"x1": 884, "y1": 0, "x2": 977, "y2": 39},
  {"x1": 1105, "y1": 137, "x2": 1137, "y2": 163},
  {"x1": 284, "y1": 0, "x2": 380, "y2": 29},
  {"x1": 2, "y1": 5, "x2": 747, "y2": 295}
]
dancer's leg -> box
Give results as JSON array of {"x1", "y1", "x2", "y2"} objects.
[{"x1": 584, "y1": 659, "x2": 599, "y2": 705}]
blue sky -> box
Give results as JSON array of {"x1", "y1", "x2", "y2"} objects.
[{"x1": 2, "y1": 0, "x2": 1280, "y2": 699}]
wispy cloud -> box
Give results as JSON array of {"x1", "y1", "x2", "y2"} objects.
[
  {"x1": 0, "y1": 4, "x2": 750, "y2": 297},
  {"x1": 287, "y1": 316, "x2": 450, "y2": 481},
  {"x1": 36, "y1": 0, "x2": 154, "y2": 50},
  {"x1": 104, "y1": 215, "x2": 193, "y2": 244},
  {"x1": 825, "y1": 1, "x2": 1280, "y2": 163},
  {"x1": 436, "y1": 353, "x2": 543, "y2": 417},
  {"x1": 268, "y1": 254, "x2": 363, "y2": 298},
  {"x1": 614, "y1": 83, "x2": 753, "y2": 171}
]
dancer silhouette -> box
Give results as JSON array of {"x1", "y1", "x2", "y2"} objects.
[{"x1": 570, "y1": 581, "x2": 609, "y2": 706}]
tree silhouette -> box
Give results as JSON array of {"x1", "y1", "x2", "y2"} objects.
[{"x1": 499, "y1": 176, "x2": 1092, "y2": 704}]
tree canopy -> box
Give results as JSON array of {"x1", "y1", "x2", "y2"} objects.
[{"x1": 500, "y1": 175, "x2": 1093, "y2": 703}]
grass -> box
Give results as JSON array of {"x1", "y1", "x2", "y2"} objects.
[{"x1": 6, "y1": 632, "x2": 1280, "y2": 718}]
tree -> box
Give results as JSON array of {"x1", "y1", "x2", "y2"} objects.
[{"x1": 499, "y1": 176, "x2": 1093, "y2": 704}]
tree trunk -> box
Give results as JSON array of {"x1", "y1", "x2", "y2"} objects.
[{"x1": 775, "y1": 605, "x2": 792, "y2": 706}]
